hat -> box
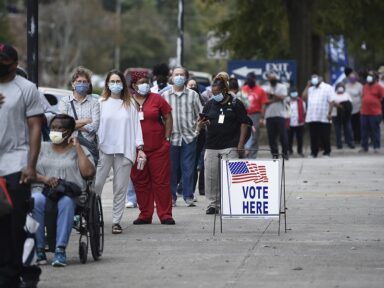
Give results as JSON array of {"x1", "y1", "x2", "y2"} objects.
[{"x1": 0, "y1": 43, "x2": 18, "y2": 61}]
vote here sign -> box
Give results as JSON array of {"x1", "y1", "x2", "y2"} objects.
[{"x1": 221, "y1": 159, "x2": 280, "y2": 218}]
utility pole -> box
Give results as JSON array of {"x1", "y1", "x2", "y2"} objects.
[
  {"x1": 27, "y1": 0, "x2": 38, "y2": 86},
  {"x1": 176, "y1": 0, "x2": 184, "y2": 67},
  {"x1": 114, "y1": 0, "x2": 121, "y2": 70}
]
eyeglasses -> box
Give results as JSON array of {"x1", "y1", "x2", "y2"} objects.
[
  {"x1": 75, "y1": 80, "x2": 89, "y2": 84},
  {"x1": 109, "y1": 80, "x2": 122, "y2": 84}
]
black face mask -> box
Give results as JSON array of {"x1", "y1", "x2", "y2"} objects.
[
  {"x1": 0, "y1": 63, "x2": 13, "y2": 77},
  {"x1": 270, "y1": 79, "x2": 277, "y2": 86},
  {"x1": 247, "y1": 79, "x2": 256, "y2": 88}
]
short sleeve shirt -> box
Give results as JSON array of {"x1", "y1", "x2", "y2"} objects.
[
  {"x1": 203, "y1": 95, "x2": 249, "y2": 150},
  {"x1": 361, "y1": 83, "x2": 384, "y2": 116},
  {"x1": 0, "y1": 75, "x2": 44, "y2": 176},
  {"x1": 135, "y1": 92, "x2": 172, "y2": 152},
  {"x1": 241, "y1": 85, "x2": 268, "y2": 114},
  {"x1": 263, "y1": 83, "x2": 288, "y2": 118},
  {"x1": 32, "y1": 142, "x2": 94, "y2": 192}
]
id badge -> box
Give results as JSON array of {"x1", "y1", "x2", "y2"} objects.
[
  {"x1": 139, "y1": 111, "x2": 144, "y2": 121},
  {"x1": 218, "y1": 114, "x2": 225, "y2": 124}
]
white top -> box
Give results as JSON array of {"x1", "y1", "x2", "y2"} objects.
[
  {"x1": 345, "y1": 82, "x2": 363, "y2": 114},
  {"x1": 98, "y1": 98, "x2": 143, "y2": 163},
  {"x1": 290, "y1": 100, "x2": 306, "y2": 127},
  {"x1": 305, "y1": 82, "x2": 335, "y2": 123},
  {"x1": 330, "y1": 92, "x2": 352, "y2": 117},
  {"x1": 263, "y1": 83, "x2": 288, "y2": 119}
]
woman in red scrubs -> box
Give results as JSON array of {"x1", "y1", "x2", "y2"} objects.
[{"x1": 130, "y1": 77, "x2": 175, "y2": 225}]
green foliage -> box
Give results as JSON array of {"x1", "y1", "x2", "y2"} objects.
[{"x1": 0, "y1": 0, "x2": 11, "y2": 43}]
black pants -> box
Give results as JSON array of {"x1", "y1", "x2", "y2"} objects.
[
  {"x1": 351, "y1": 113, "x2": 361, "y2": 143},
  {"x1": 0, "y1": 172, "x2": 31, "y2": 288},
  {"x1": 288, "y1": 126, "x2": 304, "y2": 154},
  {"x1": 266, "y1": 117, "x2": 289, "y2": 157},
  {"x1": 308, "y1": 122, "x2": 331, "y2": 157}
]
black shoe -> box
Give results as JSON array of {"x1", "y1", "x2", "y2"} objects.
[
  {"x1": 161, "y1": 218, "x2": 176, "y2": 225},
  {"x1": 206, "y1": 207, "x2": 219, "y2": 215},
  {"x1": 133, "y1": 218, "x2": 151, "y2": 225}
]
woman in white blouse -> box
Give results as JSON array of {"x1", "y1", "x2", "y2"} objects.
[{"x1": 95, "y1": 70, "x2": 146, "y2": 234}]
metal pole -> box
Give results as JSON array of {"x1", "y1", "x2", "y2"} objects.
[
  {"x1": 27, "y1": 0, "x2": 38, "y2": 86},
  {"x1": 114, "y1": 0, "x2": 121, "y2": 70},
  {"x1": 176, "y1": 0, "x2": 184, "y2": 66}
]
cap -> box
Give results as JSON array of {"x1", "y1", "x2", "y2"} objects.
[{"x1": 0, "y1": 43, "x2": 18, "y2": 61}]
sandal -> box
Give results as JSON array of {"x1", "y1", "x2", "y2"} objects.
[{"x1": 112, "y1": 223, "x2": 122, "y2": 234}]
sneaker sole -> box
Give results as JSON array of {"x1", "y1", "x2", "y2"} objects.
[
  {"x1": 37, "y1": 260, "x2": 47, "y2": 265},
  {"x1": 52, "y1": 261, "x2": 66, "y2": 267}
]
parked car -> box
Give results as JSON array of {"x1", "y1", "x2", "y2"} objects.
[
  {"x1": 38, "y1": 87, "x2": 73, "y2": 113},
  {"x1": 189, "y1": 70, "x2": 213, "y2": 90}
]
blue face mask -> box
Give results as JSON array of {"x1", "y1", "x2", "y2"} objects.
[
  {"x1": 108, "y1": 83, "x2": 123, "y2": 94},
  {"x1": 173, "y1": 75, "x2": 185, "y2": 87},
  {"x1": 212, "y1": 93, "x2": 224, "y2": 102},
  {"x1": 74, "y1": 83, "x2": 89, "y2": 95},
  {"x1": 290, "y1": 91, "x2": 298, "y2": 98}
]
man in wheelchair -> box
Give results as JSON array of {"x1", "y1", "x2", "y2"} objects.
[{"x1": 31, "y1": 114, "x2": 96, "y2": 267}]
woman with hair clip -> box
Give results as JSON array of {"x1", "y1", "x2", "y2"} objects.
[
  {"x1": 196, "y1": 74, "x2": 249, "y2": 215},
  {"x1": 95, "y1": 70, "x2": 145, "y2": 234}
]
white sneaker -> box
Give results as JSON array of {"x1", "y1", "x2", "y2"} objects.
[{"x1": 125, "y1": 201, "x2": 137, "y2": 208}]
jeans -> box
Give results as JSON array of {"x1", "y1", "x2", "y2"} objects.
[
  {"x1": 360, "y1": 115, "x2": 382, "y2": 150},
  {"x1": 332, "y1": 116, "x2": 354, "y2": 148},
  {"x1": 126, "y1": 179, "x2": 137, "y2": 204},
  {"x1": 170, "y1": 139, "x2": 196, "y2": 202},
  {"x1": 246, "y1": 112, "x2": 261, "y2": 158},
  {"x1": 266, "y1": 117, "x2": 289, "y2": 157},
  {"x1": 288, "y1": 126, "x2": 304, "y2": 154},
  {"x1": 32, "y1": 193, "x2": 76, "y2": 249}
]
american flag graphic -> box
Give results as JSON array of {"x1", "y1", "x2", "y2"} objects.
[{"x1": 228, "y1": 161, "x2": 269, "y2": 184}]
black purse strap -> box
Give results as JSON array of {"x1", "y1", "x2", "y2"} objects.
[{"x1": 69, "y1": 97, "x2": 83, "y2": 136}]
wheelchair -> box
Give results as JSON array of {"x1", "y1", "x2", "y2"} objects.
[{"x1": 46, "y1": 180, "x2": 104, "y2": 264}]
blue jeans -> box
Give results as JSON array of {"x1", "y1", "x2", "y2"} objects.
[
  {"x1": 32, "y1": 192, "x2": 76, "y2": 249},
  {"x1": 171, "y1": 139, "x2": 196, "y2": 202},
  {"x1": 126, "y1": 179, "x2": 137, "y2": 204},
  {"x1": 360, "y1": 115, "x2": 382, "y2": 150},
  {"x1": 332, "y1": 116, "x2": 354, "y2": 148}
]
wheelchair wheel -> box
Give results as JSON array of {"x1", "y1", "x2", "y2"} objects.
[
  {"x1": 79, "y1": 234, "x2": 88, "y2": 264},
  {"x1": 89, "y1": 193, "x2": 104, "y2": 261}
]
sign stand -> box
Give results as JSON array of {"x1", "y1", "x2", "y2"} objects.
[{"x1": 213, "y1": 150, "x2": 287, "y2": 236}]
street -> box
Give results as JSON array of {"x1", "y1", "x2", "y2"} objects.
[{"x1": 38, "y1": 149, "x2": 384, "y2": 288}]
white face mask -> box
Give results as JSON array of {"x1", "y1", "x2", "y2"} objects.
[
  {"x1": 49, "y1": 131, "x2": 66, "y2": 144},
  {"x1": 336, "y1": 87, "x2": 345, "y2": 94},
  {"x1": 311, "y1": 77, "x2": 319, "y2": 86},
  {"x1": 366, "y1": 75, "x2": 374, "y2": 83},
  {"x1": 137, "y1": 83, "x2": 150, "y2": 96}
]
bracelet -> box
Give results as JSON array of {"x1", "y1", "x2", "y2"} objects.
[
  {"x1": 165, "y1": 137, "x2": 171, "y2": 142},
  {"x1": 137, "y1": 145, "x2": 144, "y2": 151}
]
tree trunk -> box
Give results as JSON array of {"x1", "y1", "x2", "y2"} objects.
[{"x1": 285, "y1": 0, "x2": 314, "y2": 93}]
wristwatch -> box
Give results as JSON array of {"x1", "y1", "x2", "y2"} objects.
[
  {"x1": 137, "y1": 145, "x2": 144, "y2": 151},
  {"x1": 165, "y1": 137, "x2": 171, "y2": 142}
]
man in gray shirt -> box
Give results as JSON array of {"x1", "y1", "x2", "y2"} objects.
[
  {"x1": 263, "y1": 72, "x2": 289, "y2": 160},
  {"x1": 0, "y1": 44, "x2": 43, "y2": 288}
]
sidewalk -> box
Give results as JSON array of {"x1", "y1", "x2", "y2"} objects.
[{"x1": 38, "y1": 150, "x2": 384, "y2": 288}]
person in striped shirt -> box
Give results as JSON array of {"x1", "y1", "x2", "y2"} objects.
[{"x1": 163, "y1": 67, "x2": 203, "y2": 207}]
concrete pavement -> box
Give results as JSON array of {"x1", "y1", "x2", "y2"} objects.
[{"x1": 38, "y1": 147, "x2": 384, "y2": 288}]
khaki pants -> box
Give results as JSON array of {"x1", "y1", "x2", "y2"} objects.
[
  {"x1": 204, "y1": 148, "x2": 238, "y2": 209},
  {"x1": 95, "y1": 151, "x2": 132, "y2": 225}
]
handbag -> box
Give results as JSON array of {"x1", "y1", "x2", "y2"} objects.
[
  {"x1": 69, "y1": 99, "x2": 99, "y2": 164},
  {"x1": 0, "y1": 176, "x2": 13, "y2": 218}
]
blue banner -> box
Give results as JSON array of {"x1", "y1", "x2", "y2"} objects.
[{"x1": 327, "y1": 35, "x2": 349, "y2": 86}]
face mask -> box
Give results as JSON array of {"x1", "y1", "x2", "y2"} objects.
[
  {"x1": 336, "y1": 87, "x2": 345, "y2": 94},
  {"x1": 212, "y1": 93, "x2": 224, "y2": 102},
  {"x1": 108, "y1": 83, "x2": 123, "y2": 94},
  {"x1": 311, "y1": 77, "x2": 319, "y2": 86},
  {"x1": 0, "y1": 63, "x2": 12, "y2": 77},
  {"x1": 49, "y1": 131, "x2": 66, "y2": 144},
  {"x1": 74, "y1": 83, "x2": 89, "y2": 95},
  {"x1": 137, "y1": 83, "x2": 150, "y2": 95},
  {"x1": 290, "y1": 91, "x2": 298, "y2": 98},
  {"x1": 247, "y1": 79, "x2": 256, "y2": 88},
  {"x1": 270, "y1": 79, "x2": 278, "y2": 86},
  {"x1": 366, "y1": 75, "x2": 374, "y2": 83},
  {"x1": 349, "y1": 76, "x2": 357, "y2": 83},
  {"x1": 173, "y1": 75, "x2": 185, "y2": 87}
]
